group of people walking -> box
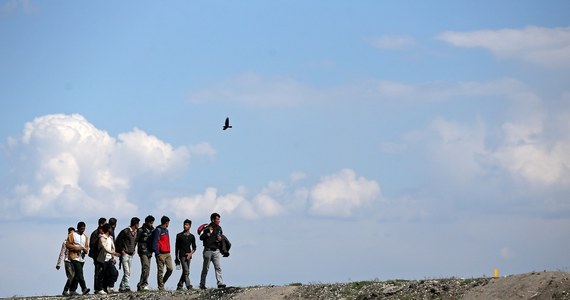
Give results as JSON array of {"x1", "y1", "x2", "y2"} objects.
[{"x1": 55, "y1": 212, "x2": 229, "y2": 296}]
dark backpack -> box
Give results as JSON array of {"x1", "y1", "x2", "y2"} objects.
[{"x1": 88, "y1": 229, "x2": 100, "y2": 259}]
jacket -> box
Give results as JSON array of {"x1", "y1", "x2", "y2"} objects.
[
  {"x1": 97, "y1": 234, "x2": 116, "y2": 263},
  {"x1": 199, "y1": 223, "x2": 223, "y2": 250},
  {"x1": 66, "y1": 232, "x2": 89, "y2": 262},
  {"x1": 152, "y1": 226, "x2": 171, "y2": 255},
  {"x1": 137, "y1": 223, "x2": 154, "y2": 256},
  {"x1": 116, "y1": 227, "x2": 137, "y2": 255}
]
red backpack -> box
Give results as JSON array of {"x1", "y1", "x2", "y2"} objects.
[{"x1": 197, "y1": 223, "x2": 209, "y2": 235}]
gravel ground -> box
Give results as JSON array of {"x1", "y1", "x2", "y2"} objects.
[{"x1": 6, "y1": 271, "x2": 570, "y2": 300}]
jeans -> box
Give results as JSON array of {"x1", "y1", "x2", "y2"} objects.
[
  {"x1": 63, "y1": 261, "x2": 75, "y2": 292},
  {"x1": 137, "y1": 255, "x2": 151, "y2": 289},
  {"x1": 156, "y1": 253, "x2": 173, "y2": 290},
  {"x1": 200, "y1": 249, "x2": 223, "y2": 287},
  {"x1": 70, "y1": 260, "x2": 87, "y2": 291},
  {"x1": 177, "y1": 256, "x2": 192, "y2": 289},
  {"x1": 120, "y1": 254, "x2": 133, "y2": 290}
]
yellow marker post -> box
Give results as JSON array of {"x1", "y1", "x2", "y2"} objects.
[{"x1": 493, "y1": 268, "x2": 499, "y2": 278}]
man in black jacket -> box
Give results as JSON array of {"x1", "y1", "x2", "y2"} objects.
[
  {"x1": 136, "y1": 215, "x2": 154, "y2": 291},
  {"x1": 199, "y1": 213, "x2": 226, "y2": 289},
  {"x1": 116, "y1": 217, "x2": 140, "y2": 292},
  {"x1": 175, "y1": 219, "x2": 196, "y2": 290}
]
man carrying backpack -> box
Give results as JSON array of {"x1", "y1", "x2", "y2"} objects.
[
  {"x1": 199, "y1": 212, "x2": 227, "y2": 289},
  {"x1": 89, "y1": 217, "x2": 106, "y2": 294},
  {"x1": 136, "y1": 215, "x2": 155, "y2": 291},
  {"x1": 153, "y1": 216, "x2": 173, "y2": 290}
]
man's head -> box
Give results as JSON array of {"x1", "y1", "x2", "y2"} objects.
[
  {"x1": 76, "y1": 221, "x2": 86, "y2": 234},
  {"x1": 145, "y1": 215, "x2": 155, "y2": 226},
  {"x1": 109, "y1": 217, "x2": 117, "y2": 229},
  {"x1": 102, "y1": 223, "x2": 111, "y2": 234},
  {"x1": 210, "y1": 213, "x2": 221, "y2": 226},
  {"x1": 183, "y1": 219, "x2": 192, "y2": 231},
  {"x1": 130, "y1": 217, "x2": 140, "y2": 229},
  {"x1": 98, "y1": 217, "x2": 107, "y2": 227},
  {"x1": 160, "y1": 216, "x2": 170, "y2": 227}
]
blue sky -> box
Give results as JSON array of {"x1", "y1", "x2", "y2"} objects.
[{"x1": 1, "y1": 0, "x2": 570, "y2": 297}]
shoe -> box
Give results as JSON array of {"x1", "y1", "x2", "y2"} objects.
[
  {"x1": 188, "y1": 285, "x2": 193, "y2": 290},
  {"x1": 218, "y1": 284, "x2": 227, "y2": 288},
  {"x1": 69, "y1": 291, "x2": 79, "y2": 296},
  {"x1": 119, "y1": 288, "x2": 131, "y2": 293},
  {"x1": 199, "y1": 285, "x2": 206, "y2": 290},
  {"x1": 96, "y1": 290, "x2": 107, "y2": 295},
  {"x1": 140, "y1": 285, "x2": 150, "y2": 291},
  {"x1": 62, "y1": 291, "x2": 70, "y2": 296},
  {"x1": 82, "y1": 288, "x2": 90, "y2": 295},
  {"x1": 107, "y1": 287, "x2": 116, "y2": 293},
  {"x1": 176, "y1": 286, "x2": 183, "y2": 291}
]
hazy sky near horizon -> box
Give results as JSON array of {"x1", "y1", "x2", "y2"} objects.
[{"x1": 1, "y1": 0, "x2": 570, "y2": 297}]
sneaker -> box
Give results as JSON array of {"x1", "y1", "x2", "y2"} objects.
[
  {"x1": 69, "y1": 291, "x2": 79, "y2": 296},
  {"x1": 107, "y1": 287, "x2": 116, "y2": 293},
  {"x1": 96, "y1": 290, "x2": 107, "y2": 295},
  {"x1": 218, "y1": 284, "x2": 227, "y2": 288},
  {"x1": 119, "y1": 288, "x2": 131, "y2": 293},
  {"x1": 188, "y1": 285, "x2": 193, "y2": 290},
  {"x1": 176, "y1": 286, "x2": 183, "y2": 291},
  {"x1": 82, "y1": 288, "x2": 91, "y2": 295},
  {"x1": 199, "y1": 285, "x2": 206, "y2": 290},
  {"x1": 62, "y1": 291, "x2": 70, "y2": 296}
]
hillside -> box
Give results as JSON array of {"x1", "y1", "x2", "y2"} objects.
[{"x1": 7, "y1": 271, "x2": 570, "y2": 300}]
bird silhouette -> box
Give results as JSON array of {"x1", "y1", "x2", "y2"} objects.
[{"x1": 223, "y1": 117, "x2": 232, "y2": 130}]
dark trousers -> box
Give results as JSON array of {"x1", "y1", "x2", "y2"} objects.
[
  {"x1": 177, "y1": 256, "x2": 192, "y2": 289},
  {"x1": 94, "y1": 261, "x2": 104, "y2": 291},
  {"x1": 63, "y1": 261, "x2": 75, "y2": 292},
  {"x1": 99, "y1": 260, "x2": 118, "y2": 290},
  {"x1": 137, "y1": 255, "x2": 151, "y2": 289},
  {"x1": 70, "y1": 260, "x2": 87, "y2": 291}
]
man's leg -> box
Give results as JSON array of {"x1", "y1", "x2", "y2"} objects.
[
  {"x1": 163, "y1": 253, "x2": 173, "y2": 285},
  {"x1": 138, "y1": 255, "x2": 150, "y2": 290},
  {"x1": 211, "y1": 250, "x2": 224, "y2": 287},
  {"x1": 120, "y1": 254, "x2": 132, "y2": 291},
  {"x1": 183, "y1": 257, "x2": 192, "y2": 288},
  {"x1": 200, "y1": 250, "x2": 212, "y2": 288},
  {"x1": 156, "y1": 254, "x2": 165, "y2": 290},
  {"x1": 64, "y1": 261, "x2": 75, "y2": 293}
]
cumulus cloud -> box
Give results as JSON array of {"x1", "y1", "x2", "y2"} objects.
[
  {"x1": 2, "y1": 114, "x2": 201, "y2": 219},
  {"x1": 368, "y1": 35, "x2": 416, "y2": 50},
  {"x1": 309, "y1": 169, "x2": 382, "y2": 217},
  {"x1": 159, "y1": 182, "x2": 285, "y2": 220},
  {"x1": 437, "y1": 26, "x2": 570, "y2": 68}
]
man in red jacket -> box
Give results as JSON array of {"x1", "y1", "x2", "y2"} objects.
[{"x1": 153, "y1": 216, "x2": 173, "y2": 290}]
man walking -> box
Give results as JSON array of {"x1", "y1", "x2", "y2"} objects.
[
  {"x1": 199, "y1": 213, "x2": 226, "y2": 289},
  {"x1": 153, "y1": 216, "x2": 173, "y2": 290},
  {"x1": 116, "y1": 217, "x2": 140, "y2": 292},
  {"x1": 56, "y1": 227, "x2": 75, "y2": 296},
  {"x1": 175, "y1": 219, "x2": 196, "y2": 290},
  {"x1": 89, "y1": 217, "x2": 106, "y2": 294},
  {"x1": 136, "y1": 215, "x2": 155, "y2": 291},
  {"x1": 66, "y1": 221, "x2": 91, "y2": 295}
]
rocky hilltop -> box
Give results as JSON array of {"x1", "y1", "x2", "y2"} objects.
[{"x1": 7, "y1": 271, "x2": 570, "y2": 300}]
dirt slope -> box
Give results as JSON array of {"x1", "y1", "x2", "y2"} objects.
[{"x1": 7, "y1": 271, "x2": 570, "y2": 300}]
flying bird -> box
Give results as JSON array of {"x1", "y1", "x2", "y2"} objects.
[{"x1": 223, "y1": 117, "x2": 232, "y2": 130}]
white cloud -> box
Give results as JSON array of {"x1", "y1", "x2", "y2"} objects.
[
  {"x1": 309, "y1": 169, "x2": 382, "y2": 217},
  {"x1": 3, "y1": 114, "x2": 195, "y2": 219},
  {"x1": 368, "y1": 35, "x2": 416, "y2": 50},
  {"x1": 0, "y1": 0, "x2": 38, "y2": 15},
  {"x1": 437, "y1": 26, "x2": 570, "y2": 68}
]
